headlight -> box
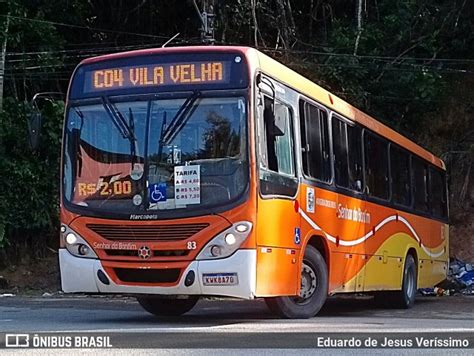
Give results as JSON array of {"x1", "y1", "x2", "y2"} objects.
[
  {"x1": 235, "y1": 224, "x2": 249, "y2": 233},
  {"x1": 65, "y1": 233, "x2": 77, "y2": 245},
  {"x1": 224, "y1": 233, "x2": 236, "y2": 245},
  {"x1": 196, "y1": 221, "x2": 252, "y2": 260},
  {"x1": 61, "y1": 225, "x2": 97, "y2": 259},
  {"x1": 210, "y1": 245, "x2": 222, "y2": 257}
]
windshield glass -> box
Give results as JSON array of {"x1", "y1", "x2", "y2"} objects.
[{"x1": 63, "y1": 95, "x2": 248, "y2": 216}]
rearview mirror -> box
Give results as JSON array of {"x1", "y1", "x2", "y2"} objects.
[
  {"x1": 28, "y1": 91, "x2": 64, "y2": 152},
  {"x1": 28, "y1": 111, "x2": 42, "y2": 151}
]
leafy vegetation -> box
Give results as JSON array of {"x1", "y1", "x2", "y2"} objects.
[
  {"x1": 0, "y1": 0, "x2": 472, "y2": 261},
  {"x1": 0, "y1": 98, "x2": 62, "y2": 262}
]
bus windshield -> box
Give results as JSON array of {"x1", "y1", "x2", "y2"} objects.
[{"x1": 63, "y1": 95, "x2": 248, "y2": 215}]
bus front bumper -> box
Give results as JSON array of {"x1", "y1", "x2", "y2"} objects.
[{"x1": 59, "y1": 249, "x2": 256, "y2": 299}]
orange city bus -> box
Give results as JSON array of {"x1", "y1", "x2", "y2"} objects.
[{"x1": 59, "y1": 46, "x2": 448, "y2": 318}]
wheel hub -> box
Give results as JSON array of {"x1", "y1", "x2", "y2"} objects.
[{"x1": 298, "y1": 262, "x2": 317, "y2": 301}]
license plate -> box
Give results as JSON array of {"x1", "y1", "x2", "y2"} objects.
[{"x1": 202, "y1": 273, "x2": 238, "y2": 286}]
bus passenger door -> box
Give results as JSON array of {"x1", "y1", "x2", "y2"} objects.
[{"x1": 255, "y1": 94, "x2": 301, "y2": 297}]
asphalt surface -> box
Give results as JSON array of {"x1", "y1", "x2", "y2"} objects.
[{"x1": 0, "y1": 294, "x2": 473, "y2": 353}]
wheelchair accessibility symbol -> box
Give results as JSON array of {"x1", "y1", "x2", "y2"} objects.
[
  {"x1": 294, "y1": 227, "x2": 301, "y2": 245},
  {"x1": 149, "y1": 183, "x2": 167, "y2": 203}
]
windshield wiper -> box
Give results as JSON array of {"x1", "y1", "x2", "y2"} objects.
[
  {"x1": 161, "y1": 91, "x2": 201, "y2": 145},
  {"x1": 101, "y1": 96, "x2": 136, "y2": 141},
  {"x1": 128, "y1": 107, "x2": 137, "y2": 167},
  {"x1": 101, "y1": 96, "x2": 137, "y2": 168}
]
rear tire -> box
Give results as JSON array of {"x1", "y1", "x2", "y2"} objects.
[
  {"x1": 392, "y1": 254, "x2": 417, "y2": 308},
  {"x1": 265, "y1": 245, "x2": 328, "y2": 319},
  {"x1": 137, "y1": 296, "x2": 199, "y2": 316},
  {"x1": 374, "y1": 254, "x2": 417, "y2": 308}
]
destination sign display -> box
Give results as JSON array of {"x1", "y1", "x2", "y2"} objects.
[
  {"x1": 83, "y1": 61, "x2": 230, "y2": 93},
  {"x1": 69, "y1": 52, "x2": 249, "y2": 99}
]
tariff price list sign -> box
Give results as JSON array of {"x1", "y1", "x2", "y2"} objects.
[{"x1": 174, "y1": 165, "x2": 200, "y2": 205}]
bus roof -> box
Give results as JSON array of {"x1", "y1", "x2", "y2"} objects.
[
  {"x1": 79, "y1": 45, "x2": 253, "y2": 65},
  {"x1": 79, "y1": 45, "x2": 445, "y2": 170}
]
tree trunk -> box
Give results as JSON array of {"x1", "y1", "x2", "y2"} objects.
[
  {"x1": 0, "y1": 13, "x2": 10, "y2": 112},
  {"x1": 275, "y1": 0, "x2": 292, "y2": 48},
  {"x1": 353, "y1": 0, "x2": 363, "y2": 55},
  {"x1": 251, "y1": 0, "x2": 259, "y2": 47}
]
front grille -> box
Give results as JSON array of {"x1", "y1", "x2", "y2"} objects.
[
  {"x1": 114, "y1": 268, "x2": 181, "y2": 283},
  {"x1": 87, "y1": 223, "x2": 209, "y2": 241},
  {"x1": 104, "y1": 249, "x2": 190, "y2": 257}
]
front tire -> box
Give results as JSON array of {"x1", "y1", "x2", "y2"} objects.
[
  {"x1": 265, "y1": 245, "x2": 328, "y2": 319},
  {"x1": 137, "y1": 296, "x2": 199, "y2": 316}
]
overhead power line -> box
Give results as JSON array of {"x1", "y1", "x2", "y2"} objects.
[
  {"x1": 261, "y1": 47, "x2": 474, "y2": 64},
  {"x1": 4, "y1": 49, "x2": 473, "y2": 76},
  {"x1": 6, "y1": 43, "x2": 165, "y2": 58},
  {"x1": 6, "y1": 40, "x2": 202, "y2": 62},
  {"x1": 7, "y1": 47, "x2": 474, "y2": 74},
  {"x1": 0, "y1": 15, "x2": 170, "y2": 40},
  {"x1": 6, "y1": 36, "x2": 472, "y2": 65},
  {"x1": 309, "y1": 62, "x2": 473, "y2": 74}
]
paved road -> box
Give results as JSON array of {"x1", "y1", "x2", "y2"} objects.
[{"x1": 0, "y1": 294, "x2": 473, "y2": 352}]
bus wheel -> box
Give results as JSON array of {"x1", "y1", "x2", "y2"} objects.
[
  {"x1": 137, "y1": 296, "x2": 199, "y2": 316},
  {"x1": 264, "y1": 245, "x2": 328, "y2": 319},
  {"x1": 392, "y1": 254, "x2": 417, "y2": 308}
]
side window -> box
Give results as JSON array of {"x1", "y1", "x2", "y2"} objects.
[
  {"x1": 430, "y1": 167, "x2": 448, "y2": 219},
  {"x1": 412, "y1": 158, "x2": 429, "y2": 212},
  {"x1": 299, "y1": 101, "x2": 331, "y2": 182},
  {"x1": 390, "y1": 145, "x2": 411, "y2": 206},
  {"x1": 364, "y1": 132, "x2": 389, "y2": 199},
  {"x1": 262, "y1": 98, "x2": 294, "y2": 176},
  {"x1": 259, "y1": 96, "x2": 297, "y2": 197},
  {"x1": 332, "y1": 116, "x2": 363, "y2": 191}
]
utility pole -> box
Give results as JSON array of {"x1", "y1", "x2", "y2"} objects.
[
  {"x1": 0, "y1": 13, "x2": 10, "y2": 112},
  {"x1": 193, "y1": 0, "x2": 215, "y2": 45}
]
